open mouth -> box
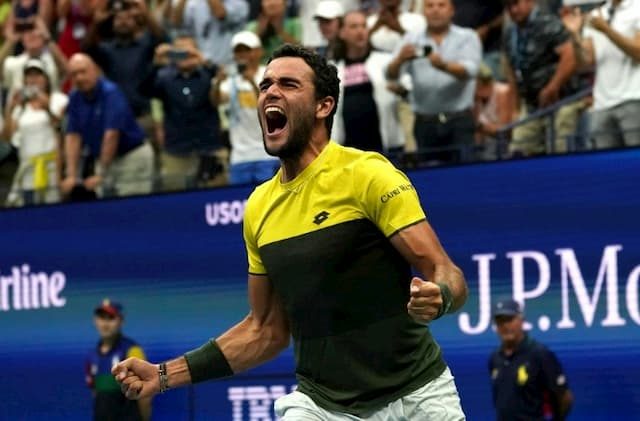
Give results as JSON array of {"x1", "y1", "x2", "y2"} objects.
[{"x1": 265, "y1": 106, "x2": 288, "y2": 135}]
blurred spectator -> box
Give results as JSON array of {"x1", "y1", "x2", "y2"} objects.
[
  {"x1": 312, "y1": 0, "x2": 343, "y2": 60},
  {"x1": 473, "y1": 63, "x2": 513, "y2": 160},
  {"x1": 141, "y1": 34, "x2": 222, "y2": 191},
  {"x1": 86, "y1": 299, "x2": 151, "y2": 421},
  {"x1": 247, "y1": 0, "x2": 301, "y2": 63},
  {"x1": 62, "y1": 53, "x2": 153, "y2": 198},
  {"x1": 332, "y1": 10, "x2": 403, "y2": 154},
  {"x1": 298, "y1": 0, "x2": 357, "y2": 53},
  {"x1": 503, "y1": 0, "x2": 579, "y2": 156},
  {"x1": 213, "y1": 31, "x2": 278, "y2": 185},
  {"x1": 367, "y1": 0, "x2": 425, "y2": 165},
  {"x1": 563, "y1": 1, "x2": 640, "y2": 150},
  {"x1": 387, "y1": 0, "x2": 482, "y2": 164},
  {"x1": 3, "y1": 58, "x2": 66, "y2": 206},
  {"x1": 85, "y1": 4, "x2": 167, "y2": 144},
  {"x1": 171, "y1": 0, "x2": 249, "y2": 66},
  {"x1": 1, "y1": 18, "x2": 68, "y2": 96},
  {"x1": 452, "y1": 0, "x2": 505, "y2": 80},
  {"x1": 5, "y1": 0, "x2": 54, "y2": 40},
  {"x1": 367, "y1": 0, "x2": 426, "y2": 54},
  {"x1": 56, "y1": 0, "x2": 95, "y2": 60}
]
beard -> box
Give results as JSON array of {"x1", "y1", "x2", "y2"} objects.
[{"x1": 261, "y1": 103, "x2": 315, "y2": 161}]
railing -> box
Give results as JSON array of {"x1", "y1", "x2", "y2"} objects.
[{"x1": 494, "y1": 87, "x2": 593, "y2": 159}]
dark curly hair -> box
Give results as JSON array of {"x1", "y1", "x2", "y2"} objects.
[{"x1": 268, "y1": 43, "x2": 340, "y2": 135}]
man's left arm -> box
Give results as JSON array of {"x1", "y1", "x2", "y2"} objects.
[
  {"x1": 540, "y1": 348, "x2": 574, "y2": 420},
  {"x1": 390, "y1": 221, "x2": 468, "y2": 322},
  {"x1": 356, "y1": 157, "x2": 467, "y2": 323},
  {"x1": 591, "y1": 15, "x2": 640, "y2": 61},
  {"x1": 430, "y1": 30, "x2": 482, "y2": 80},
  {"x1": 539, "y1": 18, "x2": 577, "y2": 107},
  {"x1": 87, "y1": 92, "x2": 127, "y2": 189}
]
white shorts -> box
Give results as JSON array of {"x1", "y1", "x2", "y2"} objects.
[{"x1": 274, "y1": 367, "x2": 465, "y2": 420}]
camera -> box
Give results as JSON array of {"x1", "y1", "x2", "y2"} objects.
[
  {"x1": 14, "y1": 19, "x2": 35, "y2": 32},
  {"x1": 236, "y1": 62, "x2": 248, "y2": 74},
  {"x1": 414, "y1": 45, "x2": 433, "y2": 59},
  {"x1": 167, "y1": 48, "x2": 189, "y2": 63},
  {"x1": 21, "y1": 86, "x2": 40, "y2": 101},
  {"x1": 109, "y1": 0, "x2": 134, "y2": 11}
]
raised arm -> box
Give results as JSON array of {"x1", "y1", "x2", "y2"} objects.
[
  {"x1": 390, "y1": 220, "x2": 468, "y2": 322},
  {"x1": 113, "y1": 273, "x2": 290, "y2": 399}
]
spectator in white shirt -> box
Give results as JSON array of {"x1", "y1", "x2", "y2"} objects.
[
  {"x1": 563, "y1": 0, "x2": 640, "y2": 149},
  {"x1": 4, "y1": 59, "x2": 68, "y2": 206}
]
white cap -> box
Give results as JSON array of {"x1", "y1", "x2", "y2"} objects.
[
  {"x1": 231, "y1": 31, "x2": 262, "y2": 49},
  {"x1": 314, "y1": 0, "x2": 344, "y2": 19},
  {"x1": 23, "y1": 58, "x2": 46, "y2": 74}
]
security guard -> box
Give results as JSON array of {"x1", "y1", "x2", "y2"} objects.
[
  {"x1": 86, "y1": 299, "x2": 151, "y2": 420},
  {"x1": 489, "y1": 299, "x2": 573, "y2": 420}
]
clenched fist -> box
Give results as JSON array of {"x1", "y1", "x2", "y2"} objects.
[
  {"x1": 112, "y1": 358, "x2": 160, "y2": 400},
  {"x1": 407, "y1": 277, "x2": 443, "y2": 324}
]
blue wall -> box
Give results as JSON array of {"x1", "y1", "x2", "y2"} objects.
[{"x1": 1, "y1": 148, "x2": 639, "y2": 420}]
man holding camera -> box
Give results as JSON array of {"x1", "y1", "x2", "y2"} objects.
[
  {"x1": 387, "y1": 0, "x2": 482, "y2": 164},
  {"x1": 141, "y1": 34, "x2": 222, "y2": 191}
]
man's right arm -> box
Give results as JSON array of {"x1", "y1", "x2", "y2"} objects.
[
  {"x1": 171, "y1": 0, "x2": 189, "y2": 26},
  {"x1": 61, "y1": 132, "x2": 82, "y2": 193},
  {"x1": 386, "y1": 43, "x2": 416, "y2": 80},
  {"x1": 114, "y1": 273, "x2": 290, "y2": 399}
]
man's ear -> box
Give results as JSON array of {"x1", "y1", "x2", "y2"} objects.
[{"x1": 315, "y1": 96, "x2": 335, "y2": 120}]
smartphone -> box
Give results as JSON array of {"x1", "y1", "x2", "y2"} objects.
[
  {"x1": 21, "y1": 86, "x2": 39, "y2": 100},
  {"x1": 414, "y1": 45, "x2": 433, "y2": 59},
  {"x1": 167, "y1": 49, "x2": 189, "y2": 63}
]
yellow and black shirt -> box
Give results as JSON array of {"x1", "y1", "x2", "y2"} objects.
[{"x1": 243, "y1": 141, "x2": 447, "y2": 415}]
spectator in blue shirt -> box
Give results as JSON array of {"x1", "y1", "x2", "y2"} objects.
[
  {"x1": 141, "y1": 34, "x2": 222, "y2": 191},
  {"x1": 61, "y1": 53, "x2": 154, "y2": 198}
]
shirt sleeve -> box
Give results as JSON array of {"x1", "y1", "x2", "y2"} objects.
[
  {"x1": 354, "y1": 153, "x2": 426, "y2": 237},
  {"x1": 50, "y1": 93, "x2": 69, "y2": 117},
  {"x1": 65, "y1": 94, "x2": 81, "y2": 135},
  {"x1": 243, "y1": 194, "x2": 267, "y2": 275},
  {"x1": 456, "y1": 30, "x2": 483, "y2": 77},
  {"x1": 223, "y1": 0, "x2": 249, "y2": 24},
  {"x1": 539, "y1": 346, "x2": 569, "y2": 396},
  {"x1": 547, "y1": 15, "x2": 571, "y2": 49}
]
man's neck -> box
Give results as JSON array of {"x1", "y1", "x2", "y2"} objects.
[
  {"x1": 501, "y1": 332, "x2": 525, "y2": 356},
  {"x1": 427, "y1": 24, "x2": 450, "y2": 39},
  {"x1": 115, "y1": 34, "x2": 134, "y2": 44},
  {"x1": 280, "y1": 135, "x2": 329, "y2": 183},
  {"x1": 99, "y1": 334, "x2": 119, "y2": 352},
  {"x1": 345, "y1": 45, "x2": 368, "y2": 61}
]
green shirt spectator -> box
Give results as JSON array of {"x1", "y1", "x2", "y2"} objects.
[{"x1": 246, "y1": 0, "x2": 301, "y2": 63}]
